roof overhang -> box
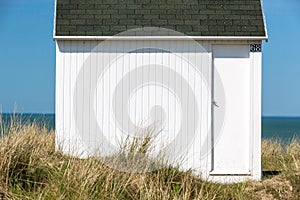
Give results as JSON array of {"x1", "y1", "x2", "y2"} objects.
[
  {"x1": 261, "y1": 0, "x2": 269, "y2": 42},
  {"x1": 53, "y1": 36, "x2": 268, "y2": 41},
  {"x1": 53, "y1": 0, "x2": 269, "y2": 42}
]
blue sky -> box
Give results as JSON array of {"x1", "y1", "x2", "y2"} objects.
[{"x1": 0, "y1": 0, "x2": 300, "y2": 116}]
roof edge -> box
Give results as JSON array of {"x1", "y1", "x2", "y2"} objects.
[
  {"x1": 53, "y1": 0, "x2": 57, "y2": 39},
  {"x1": 260, "y1": 0, "x2": 269, "y2": 42},
  {"x1": 53, "y1": 36, "x2": 268, "y2": 41}
]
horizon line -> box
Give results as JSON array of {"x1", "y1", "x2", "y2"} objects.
[{"x1": 1, "y1": 113, "x2": 300, "y2": 118}]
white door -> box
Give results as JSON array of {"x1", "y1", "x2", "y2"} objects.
[{"x1": 211, "y1": 45, "x2": 251, "y2": 175}]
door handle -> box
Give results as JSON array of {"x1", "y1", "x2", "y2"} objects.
[{"x1": 212, "y1": 100, "x2": 219, "y2": 107}]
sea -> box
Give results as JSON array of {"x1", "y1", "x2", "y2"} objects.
[
  {"x1": 262, "y1": 117, "x2": 300, "y2": 143},
  {"x1": 0, "y1": 114, "x2": 299, "y2": 143}
]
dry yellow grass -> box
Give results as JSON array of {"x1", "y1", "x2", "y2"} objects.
[{"x1": 0, "y1": 117, "x2": 299, "y2": 199}]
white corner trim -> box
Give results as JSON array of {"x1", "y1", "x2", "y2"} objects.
[
  {"x1": 53, "y1": 36, "x2": 268, "y2": 41},
  {"x1": 250, "y1": 51, "x2": 262, "y2": 180}
]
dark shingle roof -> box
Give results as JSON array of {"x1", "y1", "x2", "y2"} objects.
[{"x1": 55, "y1": 0, "x2": 267, "y2": 37}]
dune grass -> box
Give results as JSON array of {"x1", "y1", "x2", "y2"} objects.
[{"x1": 0, "y1": 118, "x2": 299, "y2": 199}]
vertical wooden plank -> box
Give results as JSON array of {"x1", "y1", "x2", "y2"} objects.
[
  {"x1": 55, "y1": 41, "x2": 64, "y2": 150},
  {"x1": 69, "y1": 41, "x2": 77, "y2": 146},
  {"x1": 206, "y1": 41, "x2": 213, "y2": 174},
  {"x1": 203, "y1": 41, "x2": 211, "y2": 175},
  {"x1": 144, "y1": 41, "x2": 149, "y2": 130},
  {"x1": 82, "y1": 41, "x2": 91, "y2": 148},
  {"x1": 122, "y1": 41, "x2": 129, "y2": 134},
  {"x1": 96, "y1": 40, "x2": 102, "y2": 151},
  {"x1": 100, "y1": 41, "x2": 109, "y2": 144},
  {"x1": 73, "y1": 41, "x2": 79, "y2": 153},
  {"x1": 161, "y1": 41, "x2": 170, "y2": 144},
  {"x1": 112, "y1": 40, "x2": 118, "y2": 142},
  {"x1": 63, "y1": 41, "x2": 71, "y2": 151},
  {"x1": 176, "y1": 41, "x2": 182, "y2": 158},
  {"x1": 90, "y1": 41, "x2": 97, "y2": 150},
  {"x1": 170, "y1": 41, "x2": 177, "y2": 158},
  {"x1": 75, "y1": 41, "x2": 84, "y2": 152},
  {"x1": 190, "y1": 41, "x2": 197, "y2": 168},
  {"x1": 156, "y1": 40, "x2": 163, "y2": 138},
  {"x1": 199, "y1": 41, "x2": 204, "y2": 172},
  {"x1": 133, "y1": 40, "x2": 138, "y2": 127},
  {"x1": 182, "y1": 41, "x2": 189, "y2": 162}
]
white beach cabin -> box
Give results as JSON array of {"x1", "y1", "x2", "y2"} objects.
[{"x1": 54, "y1": 0, "x2": 268, "y2": 183}]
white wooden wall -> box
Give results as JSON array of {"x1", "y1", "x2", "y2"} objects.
[{"x1": 56, "y1": 39, "x2": 262, "y2": 183}]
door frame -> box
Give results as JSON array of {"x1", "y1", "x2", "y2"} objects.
[{"x1": 209, "y1": 43, "x2": 260, "y2": 176}]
